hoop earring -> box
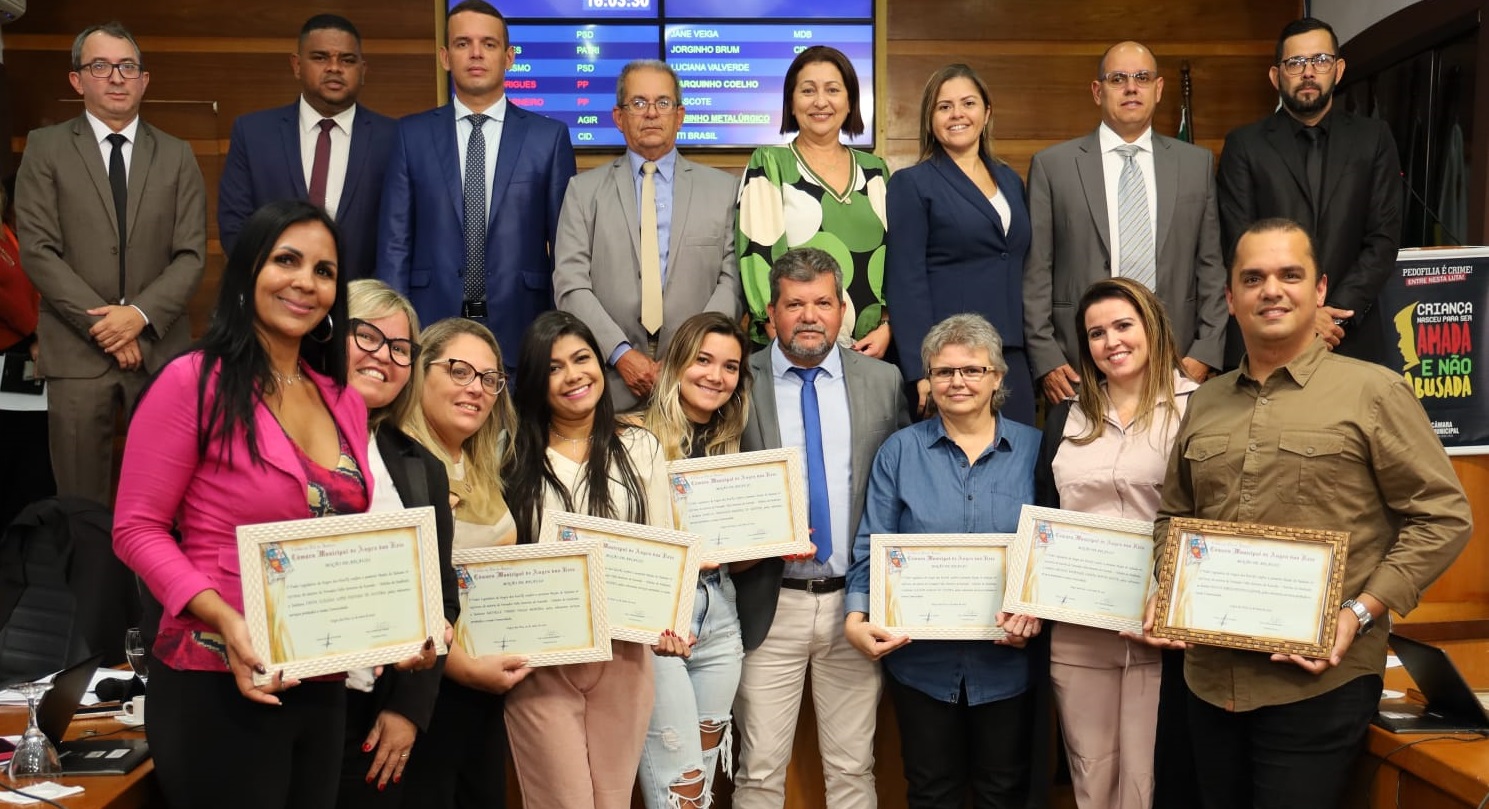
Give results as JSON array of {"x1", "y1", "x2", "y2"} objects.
[{"x1": 309, "y1": 313, "x2": 334, "y2": 344}]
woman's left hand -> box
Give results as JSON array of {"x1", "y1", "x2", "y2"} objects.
[
  {"x1": 994, "y1": 612, "x2": 1042, "y2": 647},
  {"x1": 851, "y1": 323, "x2": 892, "y2": 359},
  {"x1": 362, "y1": 709, "x2": 418, "y2": 790},
  {"x1": 651, "y1": 629, "x2": 693, "y2": 659}
]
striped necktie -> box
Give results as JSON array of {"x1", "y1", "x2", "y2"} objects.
[{"x1": 1114, "y1": 143, "x2": 1156, "y2": 290}]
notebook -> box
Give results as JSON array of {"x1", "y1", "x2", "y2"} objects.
[
  {"x1": 1374, "y1": 633, "x2": 1489, "y2": 734},
  {"x1": 33, "y1": 653, "x2": 151, "y2": 775}
]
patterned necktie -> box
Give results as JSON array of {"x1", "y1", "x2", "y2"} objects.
[
  {"x1": 307, "y1": 119, "x2": 336, "y2": 210},
  {"x1": 106, "y1": 133, "x2": 128, "y2": 303},
  {"x1": 1114, "y1": 143, "x2": 1156, "y2": 290},
  {"x1": 462, "y1": 113, "x2": 490, "y2": 307},
  {"x1": 639, "y1": 161, "x2": 663, "y2": 335},
  {"x1": 789, "y1": 366, "x2": 832, "y2": 564}
]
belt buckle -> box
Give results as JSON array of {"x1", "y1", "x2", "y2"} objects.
[
  {"x1": 462, "y1": 300, "x2": 487, "y2": 320},
  {"x1": 804, "y1": 577, "x2": 829, "y2": 595}
]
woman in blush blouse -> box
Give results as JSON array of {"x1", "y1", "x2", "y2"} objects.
[
  {"x1": 844, "y1": 313, "x2": 1044, "y2": 809},
  {"x1": 885, "y1": 64, "x2": 1034, "y2": 425},
  {"x1": 113, "y1": 200, "x2": 371, "y2": 809},
  {"x1": 1033, "y1": 277, "x2": 1197, "y2": 809},
  {"x1": 736, "y1": 45, "x2": 890, "y2": 356},
  {"x1": 636, "y1": 312, "x2": 751, "y2": 808}
]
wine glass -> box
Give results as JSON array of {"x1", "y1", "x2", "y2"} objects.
[
  {"x1": 124, "y1": 628, "x2": 149, "y2": 689},
  {"x1": 8, "y1": 680, "x2": 60, "y2": 781}
]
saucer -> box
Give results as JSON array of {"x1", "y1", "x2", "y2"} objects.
[{"x1": 118, "y1": 714, "x2": 146, "y2": 728}]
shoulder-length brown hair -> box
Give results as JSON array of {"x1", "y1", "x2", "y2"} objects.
[
  {"x1": 779, "y1": 45, "x2": 864, "y2": 138},
  {"x1": 1071, "y1": 278, "x2": 1184, "y2": 444},
  {"x1": 916, "y1": 63, "x2": 1001, "y2": 165}
]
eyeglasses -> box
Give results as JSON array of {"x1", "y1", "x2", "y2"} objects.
[
  {"x1": 80, "y1": 61, "x2": 144, "y2": 80},
  {"x1": 1099, "y1": 70, "x2": 1157, "y2": 88},
  {"x1": 435, "y1": 358, "x2": 506, "y2": 396},
  {"x1": 350, "y1": 318, "x2": 419, "y2": 367},
  {"x1": 619, "y1": 97, "x2": 678, "y2": 115},
  {"x1": 1278, "y1": 53, "x2": 1338, "y2": 75},
  {"x1": 928, "y1": 365, "x2": 997, "y2": 383}
]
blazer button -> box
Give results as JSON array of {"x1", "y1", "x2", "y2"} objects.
[
  {"x1": 1001, "y1": 252, "x2": 1009, "y2": 259},
  {"x1": 110, "y1": 247, "x2": 119, "y2": 255}
]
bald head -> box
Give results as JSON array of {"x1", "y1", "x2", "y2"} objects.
[{"x1": 1092, "y1": 40, "x2": 1163, "y2": 141}]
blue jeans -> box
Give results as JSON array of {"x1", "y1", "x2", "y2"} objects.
[{"x1": 638, "y1": 569, "x2": 744, "y2": 808}]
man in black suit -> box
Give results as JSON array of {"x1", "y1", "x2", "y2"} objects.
[{"x1": 1217, "y1": 17, "x2": 1402, "y2": 366}]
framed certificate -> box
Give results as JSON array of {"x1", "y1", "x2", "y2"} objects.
[
  {"x1": 237, "y1": 507, "x2": 448, "y2": 685},
  {"x1": 1002, "y1": 505, "x2": 1158, "y2": 634},
  {"x1": 1152, "y1": 517, "x2": 1348, "y2": 658},
  {"x1": 545, "y1": 511, "x2": 701, "y2": 644},
  {"x1": 451, "y1": 540, "x2": 611, "y2": 667},
  {"x1": 666, "y1": 448, "x2": 812, "y2": 563},
  {"x1": 869, "y1": 534, "x2": 1012, "y2": 640}
]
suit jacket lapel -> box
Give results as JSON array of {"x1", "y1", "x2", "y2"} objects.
[
  {"x1": 434, "y1": 106, "x2": 463, "y2": 224},
  {"x1": 488, "y1": 105, "x2": 527, "y2": 226},
  {"x1": 1152, "y1": 136, "x2": 1178, "y2": 259},
  {"x1": 1263, "y1": 114, "x2": 1311, "y2": 203},
  {"x1": 376, "y1": 429, "x2": 428, "y2": 508},
  {"x1": 1320, "y1": 111, "x2": 1353, "y2": 217},
  {"x1": 254, "y1": 402, "x2": 307, "y2": 483},
  {"x1": 612, "y1": 156, "x2": 641, "y2": 267},
  {"x1": 667, "y1": 156, "x2": 695, "y2": 285},
  {"x1": 749, "y1": 350, "x2": 781, "y2": 448},
  {"x1": 71, "y1": 118, "x2": 118, "y2": 238},
  {"x1": 1075, "y1": 131, "x2": 1111, "y2": 258},
  {"x1": 929, "y1": 151, "x2": 1002, "y2": 234},
  {"x1": 125, "y1": 123, "x2": 156, "y2": 239},
  {"x1": 280, "y1": 103, "x2": 308, "y2": 197},
  {"x1": 338, "y1": 105, "x2": 374, "y2": 212}
]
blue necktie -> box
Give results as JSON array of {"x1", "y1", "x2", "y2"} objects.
[
  {"x1": 790, "y1": 367, "x2": 832, "y2": 564},
  {"x1": 462, "y1": 113, "x2": 489, "y2": 307}
]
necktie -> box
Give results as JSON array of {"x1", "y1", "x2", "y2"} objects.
[
  {"x1": 789, "y1": 367, "x2": 832, "y2": 564},
  {"x1": 462, "y1": 113, "x2": 490, "y2": 309},
  {"x1": 106, "y1": 133, "x2": 128, "y2": 303},
  {"x1": 1114, "y1": 143, "x2": 1156, "y2": 291},
  {"x1": 1301, "y1": 126, "x2": 1324, "y2": 216},
  {"x1": 639, "y1": 161, "x2": 663, "y2": 336},
  {"x1": 307, "y1": 118, "x2": 336, "y2": 210}
]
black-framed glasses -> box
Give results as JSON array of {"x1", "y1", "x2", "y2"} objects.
[
  {"x1": 619, "y1": 97, "x2": 677, "y2": 115},
  {"x1": 928, "y1": 365, "x2": 997, "y2": 383},
  {"x1": 1279, "y1": 53, "x2": 1338, "y2": 75},
  {"x1": 350, "y1": 318, "x2": 419, "y2": 367},
  {"x1": 80, "y1": 61, "x2": 144, "y2": 80},
  {"x1": 435, "y1": 358, "x2": 506, "y2": 396},
  {"x1": 1099, "y1": 70, "x2": 1157, "y2": 88}
]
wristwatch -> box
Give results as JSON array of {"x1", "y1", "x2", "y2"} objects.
[{"x1": 1342, "y1": 599, "x2": 1374, "y2": 636}]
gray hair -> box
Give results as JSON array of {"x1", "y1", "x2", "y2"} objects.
[
  {"x1": 71, "y1": 22, "x2": 142, "y2": 72},
  {"x1": 921, "y1": 313, "x2": 1010, "y2": 412},
  {"x1": 767, "y1": 247, "x2": 843, "y2": 305},
  {"x1": 615, "y1": 59, "x2": 681, "y2": 108}
]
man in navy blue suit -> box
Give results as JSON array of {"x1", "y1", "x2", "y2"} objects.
[
  {"x1": 217, "y1": 14, "x2": 394, "y2": 279},
  {"x1": 377, "y1": 0, "x2": 575, "y2": 368}
]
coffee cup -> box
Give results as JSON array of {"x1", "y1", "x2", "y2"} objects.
[{"x1": 121, "y1": 695, "x2": 146, "y2": 725}]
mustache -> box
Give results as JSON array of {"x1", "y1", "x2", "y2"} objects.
[{"x1": 791, "y1": 323, "x2": 827, "y2": 337}]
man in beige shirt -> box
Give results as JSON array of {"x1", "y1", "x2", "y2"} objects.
[{"x1": 1152, "y1": 218, "x2": 1471, "y2": 809}]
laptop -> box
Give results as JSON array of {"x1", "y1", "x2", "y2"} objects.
[
  {"x1": 1374, "y1": 633, "x2": 1489, "y2": 734},
  {"x1": 33, "y1": 653, "x2": 151, "y2": 775}
]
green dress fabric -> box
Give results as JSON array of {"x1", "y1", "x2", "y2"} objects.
[{"x1": 735, "y1": 142, "x2": 889, "y2": 346}]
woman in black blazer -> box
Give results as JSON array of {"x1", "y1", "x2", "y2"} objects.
[
  {"x1": 886, "y1": 64, "x2": 1035, "y2": 425},
  {"x1": 336, "y1": 280, "x2": 460, "y2": 807}
]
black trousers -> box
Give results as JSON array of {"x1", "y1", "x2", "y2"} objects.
[
  {"x1": 887, "y1": 673, "x2": 1032, "y2": 809},
  {"x1": 1152, "y1": 649, "x2": 1199, "y2": 809},
  {"x1": 148, "y1": 663, "x2": 346, "y2": 809},
  {"x1": 397, "y1": 679, "x2": 508, "y2": 809},
  {"x1": 337, "y1": 687, "x2": 410, "y2": 809},
  {"x1": 1187, "y1": 673, "x2": 1382, "y2": 809}
]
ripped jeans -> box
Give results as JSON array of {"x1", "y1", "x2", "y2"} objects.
[{"x1": 638, "y1": 568, "x2": 745, "y2": 809}]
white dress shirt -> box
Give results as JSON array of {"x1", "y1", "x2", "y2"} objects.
[
  {"x1": 297, "y1": 97, "x2": 356, "y2": 220},
  {"x1": 452, "y1": 94, "x2": 507, "y2": 225},
  {"x1": 83, "y1": 111, "x2": 138, "y2": 181},
  {"x1": 1098, "y1": 123, "x2": 1158, "y2": 277},
  {"x1": 771, "y1": 342, "x2": 853, "y2": 578}
]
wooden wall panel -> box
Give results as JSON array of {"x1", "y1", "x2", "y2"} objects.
[
  {"x1": 7, "y1": 2, "x2": 433, "y2": 40},
  {"x1": 886, "y1": 0, "x2": 1299, "y2": 42}
]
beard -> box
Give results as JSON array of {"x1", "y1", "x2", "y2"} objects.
[
  {"x1": 1281, "y1": 79, "x2": 1335, "y2": 118},
  {"x1": 783, "y1": 324, "x2": 833, "y2": 362}
]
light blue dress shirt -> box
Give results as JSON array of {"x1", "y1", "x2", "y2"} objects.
[{"x1": 773, "y1": 342, "x2": 853, "y2": 578}]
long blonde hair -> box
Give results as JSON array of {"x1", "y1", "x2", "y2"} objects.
[
  {"x1": 345, "y1": 280, "x2": 422, "y2": 432},
  {"x1": 399, "y1": 318, "x2": 515, "y2": 522},
  {"x1": 1071, "y1": 278, "x2": 1183, "y2": 444},
  {"x1": 643, "y1": 312, "x2": 752, "y2": 461}
]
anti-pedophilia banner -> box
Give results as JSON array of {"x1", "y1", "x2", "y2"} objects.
[{"x1": 1380, "y1": 247, "x2": 1488, "y2": 455}]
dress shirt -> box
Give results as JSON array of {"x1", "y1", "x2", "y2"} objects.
[
  {"x1": 1157, "y1": 339, "x2": 1472, "y2": 712},
  {"x1": 452, "y1": 94, "x2": 507, "y2": 227},
  {"x1": 988, "y1": 187, "x2": 1011, "y2": 239},
  {"x1": 1099, "y1": 123, "x2": 1157, "y2": 277},
  {"x1": 83, "y1": 111, "x2": 138, "y2": 182},
  {"x1": 845, "y1": 414, "x2": 1041, "y2": 704},
  {"x1": 773, "y1": 342, "x2": 852, "y2": 578},
  {"x1": 297, "y1": 97, "x2": 356, "y2": 220}
]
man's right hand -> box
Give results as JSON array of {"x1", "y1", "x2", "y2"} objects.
[
  {"x1": 615, "y1": 349, "x2": 659, "y2": 399},
  {"x1": 1041, "y1": 364, "x2": 1081, "y2": 404},
  {"x1": 844, "y1": 613, "x2": 910, "y2": 660},
  {"x1": 110, "y1": 338, "x2": 142, "y2": 371}
]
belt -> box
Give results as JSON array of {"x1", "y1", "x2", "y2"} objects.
[
  {"x1": 461, "y1": 300, "x2": 487, "y2": 319},
  {"x1": 781, "y1": 576, "x2": 845, "y2": 594}
]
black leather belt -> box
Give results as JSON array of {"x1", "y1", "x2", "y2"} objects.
[
  {"x1": 781, "y1": 576, "x2": 846, "y2": 594},
  {"x1": 461, "y1": 300, "x2": 487, "y2": 319}
]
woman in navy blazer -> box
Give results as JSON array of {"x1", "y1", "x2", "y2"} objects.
[{"x1": 886, "y1": 64, "x2": 1035, "y2": 425}]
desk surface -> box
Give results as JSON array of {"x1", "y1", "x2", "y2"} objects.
[
  {"x1": 0, "y1": 706, "x2": 157, "y2": 809},
  {"x1": 1369, "y1": 638, "x2": 1489, "y2": 808}
]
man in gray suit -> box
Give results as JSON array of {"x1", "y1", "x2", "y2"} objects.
[
  {"x1": 554, "y1": 59, "x2": 740, "y2": 411},
  {"x1": 731, "y1": 247, "x2": 909, "y2": 809},
  {"x1": 1023, "y1": 40, "x2": 1226, "y2": 403},
  {"x1": 16, "y1": 22, "x2": 206, "y2": 506}
]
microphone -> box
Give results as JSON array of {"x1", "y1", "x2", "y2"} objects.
[
  {"x1": 1400, "y1": 171, "x2": 1465, "y2": 247},
  {"x1": 94, "y1": 676, "x2": 144, "y2": 703}
]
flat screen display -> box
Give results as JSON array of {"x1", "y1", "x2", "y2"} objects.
[{"x1": 451, "y1": 1, "x2": 876, "y2": 149}]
